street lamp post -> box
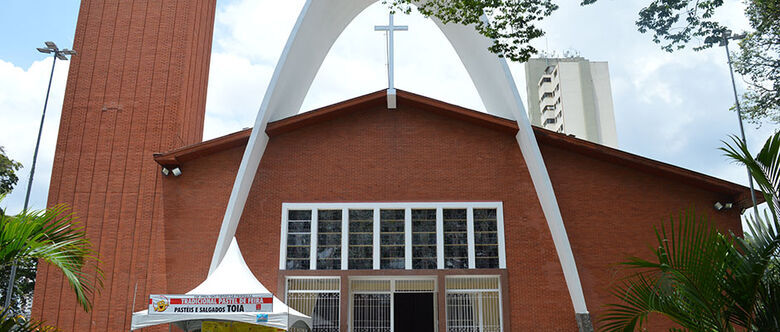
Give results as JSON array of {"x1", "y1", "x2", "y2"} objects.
[
  {"x1": 3, "y1": 42, "x2": 76, "y2": 311},
  {"x1": 717, "y1": 30, "x2": 760, "y2": 218}
]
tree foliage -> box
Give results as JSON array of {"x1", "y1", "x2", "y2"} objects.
[
  {"x1": 734, "y1": 0, "x2": 780, "y2": 125},
  {"x1": 383, "y1": 0, "x2": 558, "y2": 62},
  {"x1": 0, "y1": 258, "x2": 35, "y2": 318},
  {"x1": 0, "y1": 148, "x2": 22, "y2": 196},
  {"x1": 0, "y1": 306, "x2": 58, "y2": 332},
  {"x1": 599, "y1": 132, "x2": 780, "y2": 331}
]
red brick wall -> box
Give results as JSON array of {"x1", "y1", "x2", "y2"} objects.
[
  {"x1": 157, "y1": 104, "x2": 742, "y2": 330},
  {"x1": 32, "y1": 1, "x2": 216, "y2": 331},
  {"x1": 542, "y1": 143, "x2": 742, "y2": 330}
]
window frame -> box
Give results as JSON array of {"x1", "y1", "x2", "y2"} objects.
[{"x1": 280, "y1": 202, "x2": 506, "y2": 271}]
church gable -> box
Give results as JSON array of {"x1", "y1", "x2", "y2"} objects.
[
  {"x1": 153, "y1": 91, "x2": 752, "y2": 331},
  {"x1": 251, "y1": 90, "x2": 531, "y2": 203},
  {"x1": 265, "y1": 89, "x2": 519, "y2": 137}
]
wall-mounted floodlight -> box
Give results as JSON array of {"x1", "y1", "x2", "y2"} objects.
[
  {"x1": 171, "y1": 167, "x2": 182, "y2": 177},
  {"x1": 714, "y1": 202, "x2": 734, "y2": 211},
  {"x1": 161, "y1": 167, "x2": 170, "y2": 176}
]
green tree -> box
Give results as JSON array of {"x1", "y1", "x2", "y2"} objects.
[
  {"x1": 0, "y1": 147, "x2": 22, "y2": 196},
  {"x1": 0, "y1": 258, "x2": 35, "y2": 320},
  {"x1": 383, "y1": 0, "x2": 558, "y2": 62},
  {"x1": 598, "y1": 132, "x2": 780, "y2": 331},
  {"x1": 733, "y1": 0, "x2": 780, "y2": 124},
  {"x1": 0, "y1": 199, "x2": 102, "y2": 330}
]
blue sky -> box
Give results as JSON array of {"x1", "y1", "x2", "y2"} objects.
[
  {"x1": 0, "y1": 1, "x2": 78, "y2": 68},
  {"x1": 0, "y1": 0, "x2": 776, "y2": 221}
]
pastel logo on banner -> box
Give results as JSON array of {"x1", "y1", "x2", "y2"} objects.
[
  {"x1": 256, "y1": 314, "x2": 268, "y2": 322},
  {"x1": 150, "y1": 295, "x2": 170, "y2": 312}
]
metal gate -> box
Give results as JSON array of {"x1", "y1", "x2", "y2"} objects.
[
  {"x1": 349, "y1": 278, "x2": 436, "y2": 332},
  {"x1": 287, "y1": 277, "x2": 341, "y2": 332},
  {"x1": 445, "y1": 276, "x2": 501, "y2": 332}
]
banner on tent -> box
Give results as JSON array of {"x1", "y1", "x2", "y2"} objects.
[{"x1": 149, "y1": 294, "x2": 273, "y2": 314}]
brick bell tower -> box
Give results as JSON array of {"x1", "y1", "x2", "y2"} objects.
[{"x1": 31, "y1": 1, "x2": 216, "y2": 330}]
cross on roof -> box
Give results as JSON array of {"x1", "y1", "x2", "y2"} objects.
[{"x1": 375, "y1": 13, "x2": 407, "y2": 109}]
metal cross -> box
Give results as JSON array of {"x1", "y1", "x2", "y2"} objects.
[{"x1": 375, "y1": 13, "x2": 407, "y2": 108}]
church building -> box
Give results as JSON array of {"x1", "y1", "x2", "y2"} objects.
[{"x1": 31, "y1": 1, "x2": 752, "y2": 331}]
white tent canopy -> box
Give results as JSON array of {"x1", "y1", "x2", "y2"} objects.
[{"x1": 131, "y1": 239, "x2": 310, "y2": 331}]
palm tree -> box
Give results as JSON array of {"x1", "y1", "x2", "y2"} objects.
[
  {"x1": 0, "y1": 199, "x2": 102, "y2": 331},
  {"x1": 599, "y1": 132, "x2": 780, "y2": 332}
]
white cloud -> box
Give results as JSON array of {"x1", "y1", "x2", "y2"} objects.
[
  {"x1": 213, "y1": 0, "x2": 306, "y2": 65},
  {"x1": 203, "y1": 52, "x2": 275, "y2": 140},
  {"x1": 0, "y1": 58, "x2": 68, "y2": 214}
]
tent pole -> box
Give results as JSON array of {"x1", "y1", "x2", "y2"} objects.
[{"x1": 130, "y1": 282, "x2": 138, "y2": 332}]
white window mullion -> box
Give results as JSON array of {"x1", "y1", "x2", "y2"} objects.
[
  {"x1": 404, "y1": 207, "x2": 412, "y2": 269},
  {"x1": 467, "y1": 207, "x2": 476, "y2": 269},
  {"x1": 497, "y1": 204, "x2": 506, "y2": 269},
  {"x1": 310, "y1": 209, "x2": 318, "y2": 270},
  {"x1": 279, "y1": 207, "x2": 289, "y2": 270},
  {"x1": 436, "y1": 207, "x2": 444, "y2": 269},
  {"x1": 373, "y1": 208, "x2": 380, "y2": 270},
  {"x1": 341, "y1": 208, "x2": 348, "y2": 270}
]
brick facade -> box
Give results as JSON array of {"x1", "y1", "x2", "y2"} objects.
[
  {"x1": 156, "y1": 98, "x2": 744, "y2": 331},
  {"x1": 31, "y1": 1, "x2": 216, "y2": 330}
]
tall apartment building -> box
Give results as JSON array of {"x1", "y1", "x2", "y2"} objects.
[{"x1": 525, "y1": 57, "x2": 619, "y2": 148}]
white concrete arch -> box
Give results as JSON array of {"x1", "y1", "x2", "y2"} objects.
[{"x1": 209, "y1": 0, "x2": 591, "y2": 322}]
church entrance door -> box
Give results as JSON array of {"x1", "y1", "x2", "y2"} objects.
[
  {"x1": 350, "y1": 278, "x2": 437, "y2": 332},
  {"x1": 394, "y1": 292, "x2": 434, "y2": 332}
]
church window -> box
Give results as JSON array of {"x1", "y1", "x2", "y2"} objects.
[
  {"x1": 349, "y1": 210, "x2": 374, "y2": 270},
  {"x1": 280, "y1": 203, "x2": 505, "y2": 271},
  {"x1": 474, "y1": 209, "x2": 499, "y2": 268},
  {"x1": 445, "y1": 276, "x2": 502, "y2": 332},
  {"x1": 286, "y1": 210, "x2": 312, "y2": 270},
  {"x1": 411, "y1": 209, "x2": 437, "y2": 269},
  {"x1": 286, "y1": 277, "x2": 341, "y2": 332},
  {"x1": 443, "y1": 209, "x2": 469, "y2": 269},
  {"x1": 318, "y1": 210, "x2": 342, "y2": 270},
  {"x1": 380, "y1": 210, "x2": 405, "y2": 269}
]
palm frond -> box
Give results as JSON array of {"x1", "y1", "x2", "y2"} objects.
[
  {"x1": 0, "y1": 202, "x2": 102, "y2": 312},
  {"x1": 720, "y1": 132, "x2": 780, "y2": 224},
  {"x1": 0, "y1": 306, "x2": 59, "y2": 332},
  {"x1": 600, "y1": 211, "x2": 732, "y2": 331}
]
